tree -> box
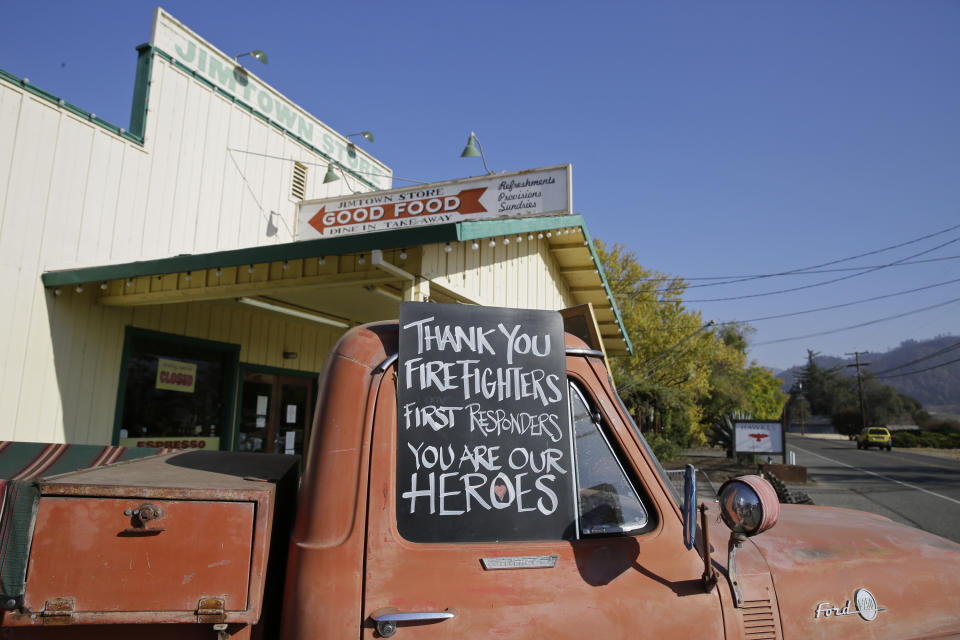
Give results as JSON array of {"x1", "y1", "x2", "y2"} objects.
[
  {"x1": 798, "y1": 350, "x2": 848, "y2": 416},
  {"x1": 597, "y1": 240, "x2": 716, "y2": 447},
  {"x1": 743, "y1": 366, "x2": 788, "y2": 419},
  {"x1": 596, "y1": 240, "x2": 785, "y2": 453},
  {"x1": 798, "y1": 352, "x2": 927, "y2": 430}
]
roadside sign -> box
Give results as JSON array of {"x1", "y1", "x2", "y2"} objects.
[{"x1": 733, "y1": 420, "x2": 786, "y2": 462}]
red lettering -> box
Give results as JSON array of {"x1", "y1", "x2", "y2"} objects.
[{"x1": 132, "y1": 438, "x2": 211, "y2": 449}]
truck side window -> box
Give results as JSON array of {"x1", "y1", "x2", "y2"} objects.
[{"x1": 570, "y1": 382, "x2": 649, "y2": 536}]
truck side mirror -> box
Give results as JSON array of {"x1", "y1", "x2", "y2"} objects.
[{"x1": 716, "y1": 475, "x2": 780, "y2": 607}]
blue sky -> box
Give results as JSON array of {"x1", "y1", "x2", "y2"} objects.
[{"x1": 2, "y1": 1, "x2": 958, "y2": 371}]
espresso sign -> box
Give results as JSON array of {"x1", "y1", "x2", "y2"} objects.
[{"x1": 396, "y1": 303, "x2": 574, "y2": 542}]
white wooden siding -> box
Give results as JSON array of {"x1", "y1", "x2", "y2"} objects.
[
  {"x1": 420, "y1": 237, "x2": 573, "y2": 310},
  {"x1": 2, "y1": 288, "x2": 343, "y2": 445},
  {"x1": 0, "y1": 56, "x2": 387, "y2": 443}
]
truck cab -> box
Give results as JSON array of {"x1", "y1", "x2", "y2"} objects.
[{"x1": 281, "y1": 313, "x2": 960, "y2": 639}]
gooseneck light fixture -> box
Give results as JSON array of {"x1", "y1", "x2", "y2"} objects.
[
  {"x1": 323, "y1": 164, "x2": 340, "y2": 184},
  {"x1": 347, "y1": 131, "x2": 375, "y2": 144},
  {"x1": 460, "y1": 131, "x2": 494, "y2": 174},
  {"x1": 233, "y1": 49, "x2": 269, "y2": 65},
  {"x1": 346, "y1": 131, "x2": 374, "y2": 156}
]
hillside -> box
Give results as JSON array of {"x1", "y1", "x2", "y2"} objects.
[{"x1": 776, "y1": 335, "x2": 960, "y2": 415}]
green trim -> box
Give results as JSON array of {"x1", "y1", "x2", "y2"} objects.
[
  {"x1": 148, "y1": 45, "x2": 383, "y2": 191},
  {"x1": 1, "y1": 44, "x2": 386, "y2": 191},
  {"x1": 111, "y1": 330, "x2": 134, "y2": 447},
  {"x1": 112, "y1": 327, "x2": 241, "y2": 450},
  {"x1": 578, "y1": 223, "x2": 634, "y2": 355},
  {"x1": 456, "y1": 215, "x2": 581, "y2": 241},
  {"x1": 43, "y1": 214, "x2": 631, "y2": 355},
  {"x1": 42, "y1": 215, "x2": 583, "y2": 287},
  {"x1": 129, "y1": 44, "x2": 153, "y2": 140},
  {"x1": 0, "y1": 68, "x2": 144, "y2": 145}
]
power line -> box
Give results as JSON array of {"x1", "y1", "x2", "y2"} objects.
[
  {"x1": 877, "y1": 355, "x2": 960, "y2": 380},
  {"x1": 226, "y1": 147, "x2": 432, "y2": 184},
  {"x1": 754, "y1": 295, "x2": 960, "y2": 345},
  {"x1": 871, "y1": 339, "x2": 960, "y2": 375},
  {"x1": 682, "y1": 234, "x2": 960, "y2": 303},
  {"x1": 680, "y1": 255, "x2": 960, "y2": 283},
  {"x1": 679, "y1": 221, "x2": 960, "y2": 288},
  {"x1": 718, "y1": 277, "x2": 960, "y2": 325}
]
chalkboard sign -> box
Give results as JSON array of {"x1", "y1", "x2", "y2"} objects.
[{"x1": 396, "y1": 303, "x2": 575, "y2": 542}]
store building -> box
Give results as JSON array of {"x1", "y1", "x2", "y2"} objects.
[{"x1": 0, "y1": 9, "x2": 629, "y2": 454}]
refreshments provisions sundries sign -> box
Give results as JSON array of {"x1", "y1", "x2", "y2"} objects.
[
  {"x1": 396, "y1": 303, "x2": 574, "y2": 542},
  {"x1": 297, "y1": 165, "x2": 571, "y2": 239}
]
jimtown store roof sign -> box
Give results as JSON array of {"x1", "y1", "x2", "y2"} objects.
[{"x1": 296, "y1": 165, "x2": 572, "y2": 239}]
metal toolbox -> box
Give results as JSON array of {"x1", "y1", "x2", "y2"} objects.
[{"x1": 4, "y1": 451, "x2": 298, "y2": 627}]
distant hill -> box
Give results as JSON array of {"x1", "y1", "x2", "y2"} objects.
[{"x1": 776, "y1": 335, "x2": 960, "y2": 416}]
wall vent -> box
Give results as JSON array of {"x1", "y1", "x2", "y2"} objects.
[{"x1": 291, "y1": 161, "x2": 308, "y2": 201}]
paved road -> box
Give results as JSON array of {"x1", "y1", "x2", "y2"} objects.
[{"x1": 786, "y1": 434, "x2": 960, "y2": 543}]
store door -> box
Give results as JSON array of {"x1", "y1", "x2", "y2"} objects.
[{"x1": 237, "y1": 371, "x2": 314, "y2": 456}]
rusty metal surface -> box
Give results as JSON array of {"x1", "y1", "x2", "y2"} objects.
[
  {"x1": 280, "y1": 323, "x2": 390, "y2": 639},
  {"x1": 196, "y1": 596, "x2": 227, "y2": 624},
  {"x1": 23, "y1": 498, "x2": 252, "y2": 613},
  {"x1": 748, "y1": 504, "x2": 960, "y2": 638},
  {"x1": 279, "y1": 323, "x2": 726, "y2": 638},
  {"x1": 0, "y1": 622, "x2": 253, "y2": 638},
  {"x1": 39, "y1": 451, "x2": 296, "y2": 491},
  {"x1": 39, "y1": 597, "x2": 74, "y2": 626},
  {"x1": 3, "y1": 451, "x2": 298, "y2": 629}
]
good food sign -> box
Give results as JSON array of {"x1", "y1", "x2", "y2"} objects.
[{"x1": 296, "y1": 165, "x2": 571, "y2": 239}]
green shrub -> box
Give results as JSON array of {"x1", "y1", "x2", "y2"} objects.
[
  {"x1": 891, "y1": 431, "x2": 918, "y2": 448},
  {"x1": 919, "y1": 432, "x2": 951, "y2": 448},
  {"x1": 645, "y1": 432, "x2": 682, "y2": 462}
]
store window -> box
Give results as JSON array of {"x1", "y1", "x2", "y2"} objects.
[{"x1": 115, "y1": 328, "x2": 239, "y2": 450}]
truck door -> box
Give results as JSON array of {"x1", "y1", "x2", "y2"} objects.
[{"x1": 362, "y1": 355, "x2": 725, "y2": 638}]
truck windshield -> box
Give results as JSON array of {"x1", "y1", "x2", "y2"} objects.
[
  {"x1": 570, "y1": 383, "x2": 649, "y2": 535},
  {"x1": 609, "y1": 383, "x2": 681, "y2": 507}
]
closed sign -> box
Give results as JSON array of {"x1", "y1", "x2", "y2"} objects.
[{"x1": 155, "y1": 358, "x2": 197, "y2": 393}]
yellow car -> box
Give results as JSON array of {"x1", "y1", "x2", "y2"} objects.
[{"x1": 857, "y1": 426, "x2": 892, "y2": 451}]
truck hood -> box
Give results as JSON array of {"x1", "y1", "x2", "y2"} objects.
[{"x1": 747, "y1": 504, "x2": 960, "y2": 639}]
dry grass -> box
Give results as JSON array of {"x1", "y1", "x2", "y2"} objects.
[
  {"x1": 664, "y1": 449, "x2": 759, "y2": 485},
  {"x1": 905, "y1": 447, "x2": 960, "y2": 460}
]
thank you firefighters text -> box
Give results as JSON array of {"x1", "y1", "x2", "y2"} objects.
[{"x1": 396, "y1": 303, "x2": 574, "y2": 542}]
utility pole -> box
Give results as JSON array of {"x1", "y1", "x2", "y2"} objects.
[
  {"x1": 798, "y1": 381, "x2": 805, "y2": 436},
  {"x1": 846, "y1": 352, "x2": 871, "y2": 432}
]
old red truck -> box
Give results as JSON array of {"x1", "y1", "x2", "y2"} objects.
[{"x1": 2, "y1": 303, "x2": 959, "y2": 639}]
